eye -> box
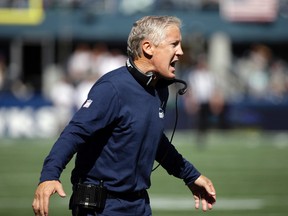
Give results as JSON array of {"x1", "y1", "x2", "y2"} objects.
[{"x1": 172, "y1": 41, "x2": 180, "y2": 47}]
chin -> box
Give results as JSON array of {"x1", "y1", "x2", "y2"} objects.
[
  {"x1": 159, "y1": 70, "x2": 175, "y2": 80},
  {"x1": 169, "y1": 72, "x2": 176, "y2": 79}
]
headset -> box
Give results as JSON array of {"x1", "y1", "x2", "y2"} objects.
[{"x1": 126, "y1": 58, "x2": 187, "y2": 171}]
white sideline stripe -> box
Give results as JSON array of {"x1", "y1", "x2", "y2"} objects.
[
  {"x1": 0, "y1": 197, "x2": 264, "y2": 210},
  {"x1": 150, "y1": 196, "x2": 264, "y2": 210}
]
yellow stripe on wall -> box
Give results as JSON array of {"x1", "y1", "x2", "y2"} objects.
[{"x1": 0, "y1": 0, "x2": 44, "y2": 25}]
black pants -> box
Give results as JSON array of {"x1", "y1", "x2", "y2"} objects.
[{"x1": 197, "y1": 103, "x2": 229, "y2": 132}]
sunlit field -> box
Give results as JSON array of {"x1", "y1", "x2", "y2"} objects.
[{"x1": 1, "y1": 130, "x2": 288, "y2": 216}]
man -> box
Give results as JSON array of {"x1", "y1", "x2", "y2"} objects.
[
  {"x1": 32, "y1": 15, "x2": 216, "y2": 216},
  {"x1": 186, "y1": 55, "x2": 228, "y2": 147}
]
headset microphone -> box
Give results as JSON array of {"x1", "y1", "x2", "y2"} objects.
[{"x1": 173, "y1": 78, "x2": 187, "y2": 95}]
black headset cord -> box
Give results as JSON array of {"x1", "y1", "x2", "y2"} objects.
[{"x1": 152, "y1": 87, "x2": 181, "y2": 172}]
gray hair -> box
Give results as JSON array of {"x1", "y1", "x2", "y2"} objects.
[{"x1": 127, "y1": 16, "x2": 182, "y2": 59}]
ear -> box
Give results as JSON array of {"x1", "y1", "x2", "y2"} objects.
[{"x1": 142, "y1": 40, "x2": 154, "y2": 57}]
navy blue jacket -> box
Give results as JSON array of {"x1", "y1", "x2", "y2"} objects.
[{"x1": 40, "y1": 66, "x2": 200, "y2": 192}]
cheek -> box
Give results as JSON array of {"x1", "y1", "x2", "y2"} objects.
[
  {"x1": 154, "y1": 49, "x2": 173, "y2": 69},
  {"x1": 161, "y1": 49, "x2": 173, "y2": 61}
]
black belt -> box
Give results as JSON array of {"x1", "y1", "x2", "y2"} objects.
[{"x1": 107, "y1": 190, "x2": 147, "y2": 200}]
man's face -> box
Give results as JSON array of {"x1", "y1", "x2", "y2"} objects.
[{"x1": 151, "y1": 25, "x2": 184, "y2": 80}]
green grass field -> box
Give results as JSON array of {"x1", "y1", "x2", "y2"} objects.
[{"x1": 1, "y1": 130, "x2": 288, "y2": 216}]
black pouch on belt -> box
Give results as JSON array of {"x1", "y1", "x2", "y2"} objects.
[{"x1": 70, "y1": 180, "x2": 107, "y2": 211}]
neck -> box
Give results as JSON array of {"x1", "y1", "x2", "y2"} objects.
[
  {"x1": 134, "y1": 59, "x2": 155, "y2": 75},
  {"x1": 133, "y1": 58, "x2": 159, "y2": 86}
]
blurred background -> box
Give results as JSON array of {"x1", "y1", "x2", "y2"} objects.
[
  {"x1": 1, "y1": 0, "x2": 288, "y2": 137},
  {"x1": 0, "y1": 1, "x2": 288, "y2": 216}
]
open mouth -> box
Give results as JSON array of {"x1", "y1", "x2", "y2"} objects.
[{"x1": 170, "y1": 60, "x2": 178, "y2": 69}]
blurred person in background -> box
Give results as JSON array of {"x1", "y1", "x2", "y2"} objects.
[
  {"x1": 235, "y1": 44, "x2": 271, "y2": 99},
  {"x1": 67, "y1": 43, "x2": 92, "y2": 87},
  {"x1": 90, "y1": 43, "x2": 126, "y2": 80},
  {"x1": 49, "y1": 75, "x2": 75, "y2": 132},
  {"x1": 267, "y1": 59, "x2": 288, "y2": 103},
  {"x1": 32, "y1": 15, "x2": 216, "y2": 216},
  {"x1": 89, "y1": 43, "x2": 111, "y2": 80},
  {"x1": 74, "y1": 43, "x2": 127, "y2": 109},
  {"x1": 185, "y1": 55, "x2": 228, "y2": 147}
]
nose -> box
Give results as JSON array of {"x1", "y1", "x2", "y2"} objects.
[{"x1": 177, "y1": 45, "x2": 184, "y2": 56}]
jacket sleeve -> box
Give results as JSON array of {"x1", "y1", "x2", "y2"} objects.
[
  {"x1": 39, "y1": 81, "x2": 120, "y2": 183},
  {"x1": 155, "y1": 134, "x2": 201, "y2": 185}
]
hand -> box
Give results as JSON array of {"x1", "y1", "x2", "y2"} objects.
[
  {"x1": 32, "y1": 180, "x2": 66, "y2": 216},
  {"x1": 188, "y1": 175, "x2": 216, "y2": 211}
]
